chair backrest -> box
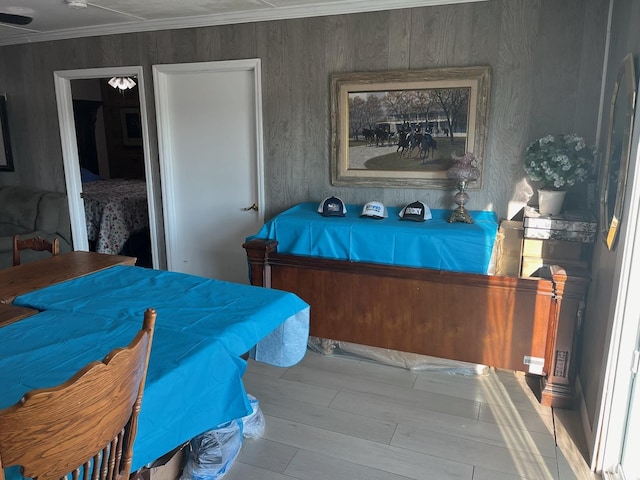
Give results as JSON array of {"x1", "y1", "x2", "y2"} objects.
[
  {"x1": 12, "y1": 235, "x2": 60, "y2": 266},
  {"x1": 0, "y1": 308, "x2": 156, "y2": 480}
]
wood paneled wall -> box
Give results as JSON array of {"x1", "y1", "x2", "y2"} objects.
[
  {"x1": 0, "y1": 0, "x2": 626, "y2": 464},
  {"x1": 0, "y1": 0, "x2": 607, "y2": 221}
]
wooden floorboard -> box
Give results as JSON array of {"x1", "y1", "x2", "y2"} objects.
[{"x1": 222, "y1": 349, "x2": 601, "y2": 480}]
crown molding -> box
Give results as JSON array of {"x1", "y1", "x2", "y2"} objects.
[{"x1": 0, "y1": 0, "x2": 486, "y2": 47}]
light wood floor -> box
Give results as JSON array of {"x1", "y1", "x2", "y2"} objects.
[{"x1": 225, "y1": 349, "x2": 601, "y2": 480}]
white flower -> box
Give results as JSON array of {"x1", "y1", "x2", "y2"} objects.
[{"x1": 523, "y1": 133, "x2": 595, "y2": 190}]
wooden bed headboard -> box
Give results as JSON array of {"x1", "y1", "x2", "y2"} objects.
[{"x1": 244, "y1": 238, "x2": 589, "y2": 408}]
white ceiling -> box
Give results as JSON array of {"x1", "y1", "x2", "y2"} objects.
[{"x1": 0, "y1": 0, "x2": 484, "y2": 47}]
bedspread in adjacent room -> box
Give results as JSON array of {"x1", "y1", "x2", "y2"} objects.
[
  {"x1": 248, "y1": 202, "x2": 499, "y2": 274},
  {"x1": 5, "y1": 266, "x2": 310, "y2": 475},
  {"x1": 82, "y1": 179, "x2": 149, "y2": 254}
]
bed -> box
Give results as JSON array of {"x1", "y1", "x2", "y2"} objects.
[
  {"x1": 82, "y1": 178, "x2": 149, "y2": 254},
  {"x1": 243, "y1": 202, "x2": 590, "y2": 408}
]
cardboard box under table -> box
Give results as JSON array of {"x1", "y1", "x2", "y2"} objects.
[{"x1": 2, "y1": 266, "x2": 309, "y2": 479}]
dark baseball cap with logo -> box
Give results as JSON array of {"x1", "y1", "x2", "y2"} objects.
[
  {"x1": 399, "y1": 201, "x2": 432, "y2": 222},
  {"x1": 317, "y1": 196, "x2": 347, "y2": 217}
]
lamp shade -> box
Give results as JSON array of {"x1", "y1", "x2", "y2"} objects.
[{"x1": 447, "y1": 152, "x2": 480, "y2": 182}]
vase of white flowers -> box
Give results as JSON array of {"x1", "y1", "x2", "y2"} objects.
[{"x1": 523, "y1": 133, "x2": 595, "y2": 215}]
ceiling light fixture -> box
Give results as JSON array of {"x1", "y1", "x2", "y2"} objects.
[
  {"x1": 65, "y1": 0, "x2": 88, "y2": 9},
  {"x1": 108, "y1": 76, "x2": 137, "y2": 91}
]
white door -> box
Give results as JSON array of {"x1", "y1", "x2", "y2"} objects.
[{"x1": 153, "y1": 59, "x2": 265, "y2": 283}]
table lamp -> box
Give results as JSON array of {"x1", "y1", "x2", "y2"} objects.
[{"x1": 447, "y1": 152, "x2": 480, "y2": 224}]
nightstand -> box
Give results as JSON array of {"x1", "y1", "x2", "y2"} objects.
[
  {"x1": 520, "y1": 207, "x2": 596, "y2": 407},
  {"x1": 520, "y1": 207, "x2": 596, "y2": 277}
]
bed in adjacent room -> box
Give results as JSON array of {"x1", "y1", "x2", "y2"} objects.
[{"x1": 82, "y1": 178, "x2": 149, "y2": 255}]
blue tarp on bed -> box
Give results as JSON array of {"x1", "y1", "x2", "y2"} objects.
[{"x1": 248, "y1": 202, "x2": 499, "y2": 274}]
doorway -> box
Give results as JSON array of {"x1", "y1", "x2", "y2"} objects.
[
  {"x1": 54, "y1": 66, "x2": 161, "y2": 269},
  {"x1": 153, "y1": 59, "x2": 265, "y2": 283}
]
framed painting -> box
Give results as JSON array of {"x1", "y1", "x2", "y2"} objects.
[
  {"x1": 0, "y1": 94, "x2": 14, "y2": 172},
  {"x1": 330, "y1": 66, "x2": 491, "y2": 188},
  {"x1": 120, "y1": 107, "x2": 143, "y2": 146},
  {"x1": 600, "y1": 53, "x2": 637, "y2": 250}
]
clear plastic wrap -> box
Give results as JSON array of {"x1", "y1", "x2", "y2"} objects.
[
  {"x1": 308, "y1": 337, "x2": 488, "y2": 375},
  {"x1": 241, "y1": 394, "x2": 265, "y2": 439},
  {"x1": 180, "y1": 419, "x2": 243, "y2": 480}
]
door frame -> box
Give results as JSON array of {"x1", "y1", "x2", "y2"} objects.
[
  {"x1": 596, "y1": 84, "x2": 640, "y2": 476},
  {"x1": 152, "y1": 58, "x2": 265, "y2": 272},
  {"x1": 53, "y1": 66, "x2": 161, "y2": 268}
]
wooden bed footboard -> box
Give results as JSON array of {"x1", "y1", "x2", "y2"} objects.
[{"x1": 244, "y1": 238, "x2": 589, "y2": 408}]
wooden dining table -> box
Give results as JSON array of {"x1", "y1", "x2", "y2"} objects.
[
  {"x1": 0, "y1": 303, "x2": 37, "y2": 328},
  {"x1": 2, "y1": 254, "x2": 310, "y2": 477},
  {"x1": 0, "y1": 251, "x2": 136, "y2": 304}
]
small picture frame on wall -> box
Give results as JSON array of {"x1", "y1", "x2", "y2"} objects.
[
  {"x1": 120, "y1": 107, "x2": 143, "y2": 146},
  {"x1": 0, "y1": 94, "x2": 14, "y2": 172}
]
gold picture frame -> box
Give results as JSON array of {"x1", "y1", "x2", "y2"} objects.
[
  {"x1": 600, "y1": 53, "x2": 637, "y2": 250},
  {"x1": 120, "y1": 107, "x2": 143, "y2": 147},
  {"x1": 330, "y1": 66, "x2": 491, "y2": 188}
]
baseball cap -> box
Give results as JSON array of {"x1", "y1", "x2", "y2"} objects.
[
  {"x1": 399, "y1": 201, "x2": 432, "y2": 222},
  {"x1": 317, "y1": 196, "x2": 347, "y2": 217},
  {"x1": 360, "y1": 201, "x2": 388, "y2": 219}
]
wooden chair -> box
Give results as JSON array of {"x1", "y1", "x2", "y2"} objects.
[
  {"x1": 12, "y1": 235, "x2": 60, "y2": 266},
  {"x1": 0, "y1": 308, "x2": 157, "y2": 480}
]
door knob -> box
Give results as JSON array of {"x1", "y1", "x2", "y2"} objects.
[{"x1": 243, "y1": 203, "x2": 258, "y2": 212}]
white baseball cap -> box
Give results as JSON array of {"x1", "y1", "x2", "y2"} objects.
[{"x1": 360, "y1": 201, "x2": 388, "y2": 219}]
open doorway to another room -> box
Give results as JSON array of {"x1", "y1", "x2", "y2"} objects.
[{"x1": 70, "y1": 77, "x2": 152, "y2": 267}]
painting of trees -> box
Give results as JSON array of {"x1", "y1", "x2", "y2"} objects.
[
  {"x1": 429, "y1": 88, "x2": 470, "y2": 142},
  {"x1": 349, "y1": 87, "x2": 470, "y2": 141},
  {"x1": 349, "y1": 94, "x2": 383, "y2": 138}
]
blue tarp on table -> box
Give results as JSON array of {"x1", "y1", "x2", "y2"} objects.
[
  {"x1": 5, "y1": 266, "x2": 310, "y2": 476},
  {"x1": 14, "y1": 266, "x2": 310, "y2": 366},
  {"x1": 0, "y1": 310, "x2": 248, "y2": 476}
]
